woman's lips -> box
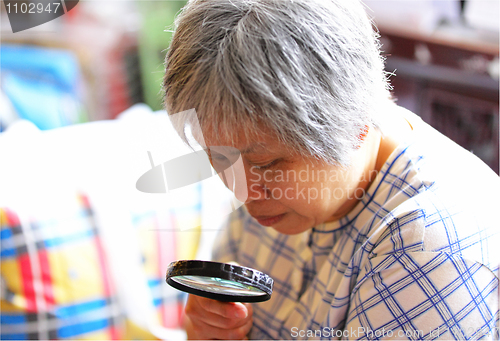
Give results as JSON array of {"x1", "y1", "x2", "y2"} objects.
[{"x1": 254, "y1": 213, "x2": 286, "y2": 226}]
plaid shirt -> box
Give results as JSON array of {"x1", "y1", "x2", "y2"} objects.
[{"x1": 213, "y1": 112, "x2": 500, "y2": 340}]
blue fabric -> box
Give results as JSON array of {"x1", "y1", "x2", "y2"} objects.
[
  {"x1": 0, "y1": 44, "x2": 85, "y2": 130},
  {"x1": 0, "y1": 45, "x2": 80, "y2": 91}
]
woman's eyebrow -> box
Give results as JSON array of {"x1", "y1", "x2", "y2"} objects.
[{"x1": 240, "y1": 142, "x2": 269, "y2": 155}]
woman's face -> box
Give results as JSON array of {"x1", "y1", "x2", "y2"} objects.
[{"x1": 203, "y1": 128, "x2": 376, "y2": 235}]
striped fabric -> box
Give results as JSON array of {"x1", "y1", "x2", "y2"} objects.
[
  {"x1": 1, "y1": 194, "x2": 124, "y2": 340},
  {"x1": 213, "y1": 111, "x2": 500, "y2": 340},
  {"x1": 132, "y1": 210, "x2": 187, "y2": 330},
  {"x1": 130, "y1": 182, "x2": 203, "y2": 332}
]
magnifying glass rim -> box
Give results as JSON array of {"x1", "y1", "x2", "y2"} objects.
[{"x1": 166, "y1": 260, "x2": 273, "y2": 303}]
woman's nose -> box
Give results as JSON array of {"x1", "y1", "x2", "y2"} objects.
[{"x1": 216, "y1": 155, "x2": 268, "y2": 203}]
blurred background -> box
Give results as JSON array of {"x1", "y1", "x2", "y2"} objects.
[{"x1": 1, "y1": 0, "x2": 499, "y2": 172}]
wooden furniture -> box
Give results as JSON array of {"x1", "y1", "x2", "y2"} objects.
[{"x1": 380, "y1": 23, "x2": 499, "y2": 173}]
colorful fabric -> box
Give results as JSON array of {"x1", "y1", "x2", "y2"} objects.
[
  {"x1": 132, "y1": 210, "x2": 186, "y2": 330},
  {"x1": 1, "y1": 194, "x2": 124, "y2": 340},
  {"x1": 130, "y1": 182, "x2": 203, "y2": 331},
  {"x1": 213, "y1": 109, "x2": 500, "y2": 340}
]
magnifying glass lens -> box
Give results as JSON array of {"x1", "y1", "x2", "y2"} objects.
[
  {"x1": 172, "y1": 275, "x2": 266, "y2": 296},
  {"x1": 166, "y1": 260, "x2": 273, "y2": 302}
]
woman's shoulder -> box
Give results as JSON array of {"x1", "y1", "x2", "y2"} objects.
[
  {"x1": 358, "y1": 110, "x2": 500, "y2": 270},
  {"x1": 362, "y1": 183, "x2": 500, "y2": 275}
]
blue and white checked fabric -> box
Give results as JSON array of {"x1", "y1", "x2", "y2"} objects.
[{"x1": 213, "y1": 110, "x2": 500, "y2": 340}]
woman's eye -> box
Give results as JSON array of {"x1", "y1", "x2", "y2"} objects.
[
  {"x1": 253, "y1": 160, "x2": 278, "y2": 170},
  {"x1": 213, "y1": 156, "x2": 226, "y2": 162}
]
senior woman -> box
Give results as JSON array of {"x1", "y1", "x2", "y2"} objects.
[{"x1": 163, "y1": 0, "x2": 500, "y2": 339}]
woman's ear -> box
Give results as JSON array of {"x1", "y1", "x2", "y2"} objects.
[{"x1": 356, "y1": 125, "x2": 369, "y2": 149}]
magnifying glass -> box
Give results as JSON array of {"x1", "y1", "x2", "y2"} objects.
[{"x1": 166, "y1": 260, "x2": 274, "y2": 302}]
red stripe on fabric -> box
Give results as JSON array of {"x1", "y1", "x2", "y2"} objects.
[
  {"x1": 5, "y1": 208, "x2": 21, "y2": 226},
  {"x1": 78, "y1": 194, "x2": 91, "y2": 210},
  {"x1": 94, "y1": 237, "x2": 112, "y2": 296},
  {"x1": 80, "y1": 194, "x2": 121, "y2": 339},
  {"x1": 170, "y1": 213, "x2": 182, "y2": 326},
  {"x1": 18, "y1": 254, "x2": 37, "y2": 311},
  {"x1": 94, "y1": 236, "x2": 120, "y2": 339},
  {"x1": 178, "y1": 302, "x2": 185, "y2": 329},
  {"x1": 38, "y1": 249, "x2": 55, "y2": 306},
  {"x1": 108, "y1": 326, "x2": 120, "y2": 340},
  {"x1": 155, "y1": 220, "x2": 168, "y2": 327}
]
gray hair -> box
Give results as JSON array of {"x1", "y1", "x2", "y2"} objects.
[{"x1": 163, "y1": 0, "x2": 391, "y2": 166}]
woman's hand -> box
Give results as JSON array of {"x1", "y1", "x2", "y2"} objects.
[{"x1": 184, "y1": 294, "x2": 253, "y2": 340}]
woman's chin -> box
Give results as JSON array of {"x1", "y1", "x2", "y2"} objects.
[{"x1": 270, "y1": 219, "x2": 311, "y2": 235}]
